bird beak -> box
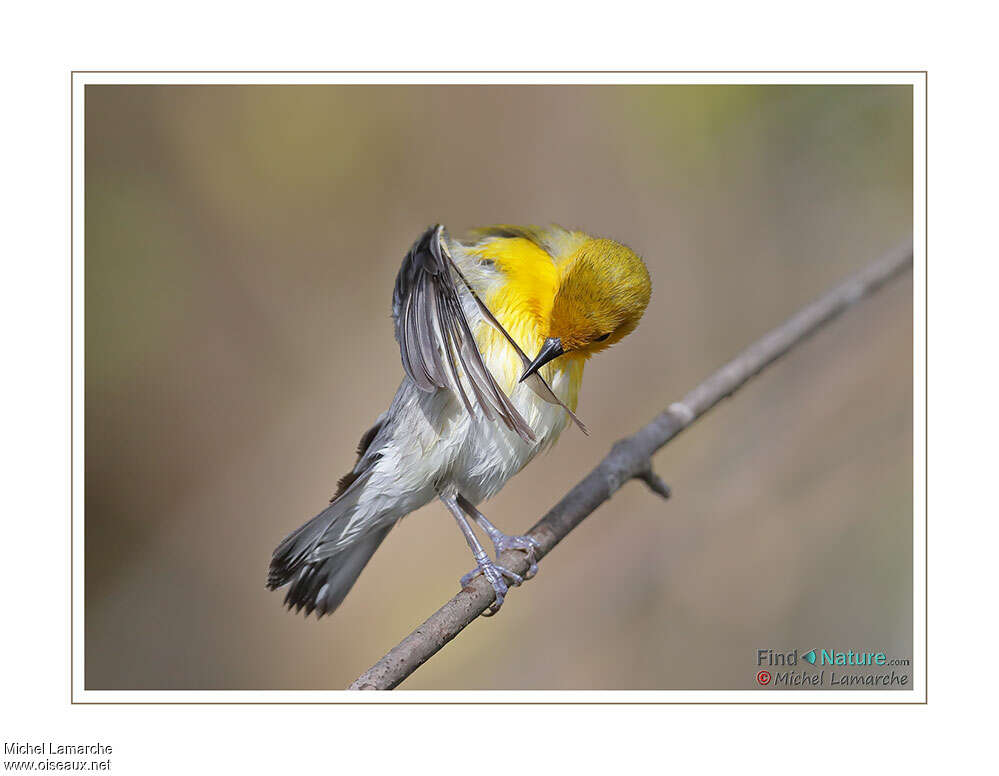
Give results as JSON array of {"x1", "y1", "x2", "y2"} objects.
[{"x1": 520, "y1": 337, "x2": 564, "y2": 382}]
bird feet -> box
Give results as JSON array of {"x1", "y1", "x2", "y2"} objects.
[
  {"x1": 443, "y1": 493, "x2": 542, "y2": 616},
  {"x1": 460, "y1": 551, "x2": 524, "y2": 616},
  {"x1": 488, "y1": 532, "x2": 541, "y2": 580}
]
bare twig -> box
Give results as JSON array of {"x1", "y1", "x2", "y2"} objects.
[{"x1": 349, "y1": 240, "x2": 914, "y2": 690}]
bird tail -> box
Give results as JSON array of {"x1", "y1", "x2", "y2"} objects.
[{"x1": 267, "y1": 475, "x2": 393, "y2": 618}]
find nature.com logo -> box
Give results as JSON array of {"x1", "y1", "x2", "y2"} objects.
[{"x1": 755, "y1": 648, "x2": 911, "y2": 688}]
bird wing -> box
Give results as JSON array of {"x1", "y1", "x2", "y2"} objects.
[
  {"x1": 392, "y1": 224, "x2": 537, "y2": 443},
  {"x1": 329, "y1": 411, "x2": 389, "y2": 502}
]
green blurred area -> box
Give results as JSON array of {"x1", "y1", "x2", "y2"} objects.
[{"x1": 84, "y1": 85, "x2": 912, "y2": 690}]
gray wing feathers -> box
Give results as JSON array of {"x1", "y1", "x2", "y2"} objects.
[
  {"x1": 330, "y1": 412, "x2": 388, "y2": 502},
  {"x1": 393, "y1": 225, "x2": 536, "y2": 442}
]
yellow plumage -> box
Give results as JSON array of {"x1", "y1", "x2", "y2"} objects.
[
  {"x1": 468, "y1": 227, "x2": 651, "y2": 409},
  {"x1": 469, "y1": 236, "x2": 565, "y2": 398}
]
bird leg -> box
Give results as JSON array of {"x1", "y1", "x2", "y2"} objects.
[
  {"x1": 439, "y1": 493, "x2": 522, "y2": 616},
  {"x1": 455, "y1": 493, "x2": 541, "y2": 580}
]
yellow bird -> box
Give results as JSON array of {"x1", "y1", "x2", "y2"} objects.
[{"x1": 268, "y1": 224, "x2": 652, "y2": 616}]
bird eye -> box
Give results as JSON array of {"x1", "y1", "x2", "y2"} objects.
[{"x1": 594, "y1": 333, "x2": 610, "y2": 342}]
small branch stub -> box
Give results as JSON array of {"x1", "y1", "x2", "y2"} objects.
[{"x1": 635, "y1": 466, "x2": 671, "y2": 499}]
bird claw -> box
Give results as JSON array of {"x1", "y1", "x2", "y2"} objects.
[
  {"x1": 491, "y1": 533, "x2": 541, "y2": 580},
  {"x1": 460, "y1": 554, "x2": 523, "y2": 615}
]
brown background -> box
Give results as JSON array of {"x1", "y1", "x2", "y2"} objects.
[{"x1": 84, "y1": 84, "x2": 913, "y2": 690}]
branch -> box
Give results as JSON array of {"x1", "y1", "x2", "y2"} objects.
[{"x1": 349, "y1": 240, "x2": 914, "y2": 690}]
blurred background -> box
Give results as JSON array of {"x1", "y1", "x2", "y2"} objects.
[{"x1": 84, "y1": 84, "x2": 913, "y2": 690}]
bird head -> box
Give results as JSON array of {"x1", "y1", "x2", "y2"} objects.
[{"x1": 521, "y1": 238, "x2": 651, "y2": 381}]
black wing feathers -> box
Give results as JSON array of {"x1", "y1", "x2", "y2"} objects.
[
  {"x1": 393, "y1": 225, "x2": 535, "y2": 442},
  {"x1": 331, "y1": 413, "x2": 387, "y2": 502}
]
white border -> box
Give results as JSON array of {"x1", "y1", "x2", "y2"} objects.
[{"x1": 71, "y1": 71, "x2": 926, "y2": 704}]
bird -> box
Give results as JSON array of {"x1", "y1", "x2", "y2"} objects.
[{"x1": 267, "y1": 224, "x2": 652, "y2": 617}]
